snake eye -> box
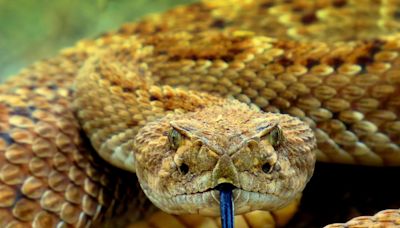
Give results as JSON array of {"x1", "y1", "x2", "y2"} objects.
[
  {"x1": 265, "y1": 126, "x2": 283, "y2": 148},
  {"x1": 168, "y1": 128, "x2": 182, "y2": 150}
]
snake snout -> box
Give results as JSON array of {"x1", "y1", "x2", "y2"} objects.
[
  {"x1": 212, "y1": 154, "x2": 240, "y2": 187},
  {"x1": 210, "y1": 154, "x2": 241, "y2": 206}
]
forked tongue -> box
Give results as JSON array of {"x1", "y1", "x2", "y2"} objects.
[{"x1": 218, "y1": 184, "x2": 234, "y2": 228}]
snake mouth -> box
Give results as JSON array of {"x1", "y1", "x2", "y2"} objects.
[
  {"x1": 211, "y1": 183, "x2": 240, "y2": 204},
  {"x1": 159, "y1": 185, "x2": 285, "y2": 216}
]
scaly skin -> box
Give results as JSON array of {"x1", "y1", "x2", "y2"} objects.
[
  {"x1": 1, "y1": 0, "x2": 400, "y2": 227},
  {"x1": 73, "y1": 36, "x2": 316, "y2": 218}
]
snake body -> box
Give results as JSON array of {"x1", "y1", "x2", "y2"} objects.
[{"x1": 1, "y1": 0, "x2": 400, "y2": 227}]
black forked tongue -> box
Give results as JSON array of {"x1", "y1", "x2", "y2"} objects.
[{"x1": 218, "y1": 183, "x2": 234, "y2": 228}]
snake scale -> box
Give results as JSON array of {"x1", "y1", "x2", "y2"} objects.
[{"x1": 1, "y1": 0, "x2": 400, "y2": 227}]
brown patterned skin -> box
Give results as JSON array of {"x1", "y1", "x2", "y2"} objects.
[
  {"x1": 1, "y1": 0, "x2": 400, "y2": 227},
  {"x1": 74, "y1": 38, "x2": 316, "y2": 218}
]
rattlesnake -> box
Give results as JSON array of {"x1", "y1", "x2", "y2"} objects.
[{"x1": 1, "y1": 0, "x2": 400, "y2": 227}]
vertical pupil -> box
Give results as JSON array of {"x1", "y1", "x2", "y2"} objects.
[
  {"x1": 269, "y1": 128, "x2": 280, "y2": 146},
  {"x1": 173, "y1": 132, "x2": 179, "y2": 146},
  {"x1": 272, "y1": 130, "x2": 278, "y2": 143},
  {"x1": 169, "y1": 129, "x2": 181, "y2": 149}
]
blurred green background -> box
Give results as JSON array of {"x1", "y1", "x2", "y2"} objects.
[{"x1": 0, "y1": 0, "x2": 195, "y2": 81}]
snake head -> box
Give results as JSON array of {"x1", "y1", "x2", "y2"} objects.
[{"x1": 134, "y1": 102, "x2": 316, "y2": 216}]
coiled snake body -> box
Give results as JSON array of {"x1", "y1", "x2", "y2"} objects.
[{"x1": 1, "y1": 0, "x2": 400, "y2": 227}]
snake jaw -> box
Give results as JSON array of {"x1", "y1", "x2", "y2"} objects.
[{"x1": 137, "y1": 186, "x2": 290, "y2": 216}]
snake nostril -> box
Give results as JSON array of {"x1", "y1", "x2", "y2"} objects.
[
  {"x1": 262, "y1": 162, "x2": 272, "y2": 173},
  {"x1": 179, "y1": 163, "x2": 189, "y2": 174}
]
